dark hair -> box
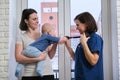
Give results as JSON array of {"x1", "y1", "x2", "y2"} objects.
[
  {"x1": 19, "y1": 8, "x2": 37, "y2": 31},
  {"x1": 74, "y1": 12, "x2": 98, "y2": 35}
]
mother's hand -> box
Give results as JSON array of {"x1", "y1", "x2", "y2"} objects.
[{"x1": 15, "y1": 44, "x2": 46, "y2": 64}]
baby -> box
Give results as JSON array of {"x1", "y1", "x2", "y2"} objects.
[{"x1": 15, "y1": 23, "x2": 68, "y2": 77}]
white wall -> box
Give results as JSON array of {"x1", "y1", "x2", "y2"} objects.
[{"x1": 0, "y1": 0, "x2": 9, "y2": 80}]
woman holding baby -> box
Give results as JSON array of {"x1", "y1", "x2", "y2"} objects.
[{"x1": 15, "y1": 8, "x2": 61, "y2": 80}]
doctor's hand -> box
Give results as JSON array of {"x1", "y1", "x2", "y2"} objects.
[{"x1": 80, "y1": 33, "x2": 89, "y2": 45}]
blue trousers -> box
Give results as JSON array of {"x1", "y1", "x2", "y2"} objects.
[{"x1": 15, "y1": 46, "x2": 44, "y2": 77}]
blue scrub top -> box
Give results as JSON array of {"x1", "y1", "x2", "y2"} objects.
[{"x1": 75, "y1": 33, "x2": 103, "y2": 80}]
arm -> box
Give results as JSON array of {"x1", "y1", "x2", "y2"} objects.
[
  {"x1": 65, "y1": 40, "x2": 75, "y2": 60},
  {"x1": 82, "y1": 42, "x2": 99, "y2": 66},
  {"x1": 47, "y1": 43, "x2": 58, "y2": 59},
  {"x1": 45, "y1": 34, "x2": 67, "y2": 44},
  {"x1": 80, "y1": 33, "x2": 99, "y2": 66},
  {"x1": 15, "y1": 44, "x2": 46, "y2": 63}
]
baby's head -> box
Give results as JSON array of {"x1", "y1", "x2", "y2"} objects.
[{"x1": 42, "y1": 23, "x2": 55, "y2": 36}]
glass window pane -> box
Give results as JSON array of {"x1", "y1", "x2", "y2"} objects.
[{"x1": 70, "y1": 0, "x2": 101, "y2": 79}]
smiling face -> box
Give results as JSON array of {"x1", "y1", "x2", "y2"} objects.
[
  {"x1": 74, "y1": 12, "x2": 98, "y2": 36},
  {"x1": 25, "y1": 13, "x2": 39, "y2": 30},
  {"x1": 75, "y1": 19, "x2": 86, "y2": 34}
]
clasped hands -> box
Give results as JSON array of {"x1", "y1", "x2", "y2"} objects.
[{"x1": 65, "y1": 33, "x2": 90, "y2": 47}]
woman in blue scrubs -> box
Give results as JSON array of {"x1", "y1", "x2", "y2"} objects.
[{"x1": 65, "y1": 12, "x2": 103, "y2": 80}]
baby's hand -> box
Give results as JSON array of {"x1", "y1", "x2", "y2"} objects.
[
  {"x1": 59, "y1": 36, "x2": 68, "y2": 44},
  {"x1": 63, "y1": 36, "x2": 68, "y2": 42}
]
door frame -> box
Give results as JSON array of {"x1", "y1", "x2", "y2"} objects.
[{"x1": 58, "y1": 0, "x2": 71, "y2": 80}]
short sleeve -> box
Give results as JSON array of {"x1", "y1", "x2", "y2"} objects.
[
  {"x1": 88, "y1": 36, "x2": 103, "y2": 54},
  {"x1": 16, "y1": 34, "x2": 23, "y2": 44}
]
